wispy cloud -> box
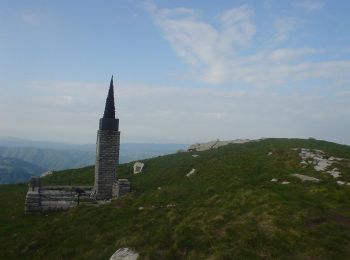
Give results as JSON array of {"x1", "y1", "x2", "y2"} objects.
[
  {"x1": 1, "y1": 80, "x2": 348, "y2": 143},
  {"x1": 144, "y1": 1, "x2": 350, "y2": 86},
  {"x1": 293, "y1": 0, "x2": 325, "y2": 12},
  {"x1": 18, "y1": 10, "x2": 43, "y2": 26},
  {"x1": 272, "y1": 17, "x2": 302, "y2": 44}
]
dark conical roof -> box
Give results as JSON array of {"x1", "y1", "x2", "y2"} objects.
[{"x1": 103, "y1": 76, "x2": 115, "y2": 119}]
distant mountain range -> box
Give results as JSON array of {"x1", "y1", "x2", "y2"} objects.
[
  {"x1": 0, "y1": 136, "x2": 188, "y2": 184},
  {"x1": 0, "y1": 156, "x2": 45, "y2": 184}
]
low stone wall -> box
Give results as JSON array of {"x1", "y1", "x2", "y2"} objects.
[
  {"x1": 40, "y1": 186, "x2": 93, "y2": 212},
  {"x1": 25, "y1": 176, "x2": 131, "y2": 214},
  {"x1": 25, "y1": 177, "x2": 93, "y2": 214}
]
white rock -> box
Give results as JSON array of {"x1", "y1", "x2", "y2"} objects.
[
  {"x1": 138, "y1": 207, "x2": 144, "y2": 211},
  {"x1": 337, "y1": 181, "x2": 345, "y2": 185},
  {"x1": 271, "y1": 178, "x2": 278, "y2": 182},
  {"x1": 327, "y1": 168, "x2": 341, "y2": 178},
  {"x1": 290, "y1": 174, "x2": 320, "y2": 182},
  {"x1": 186, "y1": 168, "x2": 196, "y2": 177},
  {"x1": 133, "y1": 162, "x2": 144, "y2": 174},
  {"x1": 281, "y1": 181, "x2": 290, "y2": 185},
  {"x1": 192, "y1": 154, "x2": 199, "y2": 158},
  {"x1": 157, "y1": 187, "x2": 162, "y2": 190},
  {"x1": 110, "y1": 248, "x2": 139, "y2": 260},
  {"x1": 314, "y1": 159, "x2": 331, "y2": 171},
  {"x1": 268, "y1": 152, "x2": 273, "y2": 156}
]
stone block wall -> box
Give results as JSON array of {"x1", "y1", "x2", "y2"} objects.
[
  {"x1": 25, "y1": 177, "x2": 93, "y2": 214},
  {"x1": 115, "y1": 179, "x2": 131, "y2": 197},
  {"x1": 94, "y1": 129, "x2": 120, "y2": 200}
]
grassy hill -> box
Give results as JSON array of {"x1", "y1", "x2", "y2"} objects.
[
  {"x1": 1, "y1": 138, "x2": 350, "y2": 259},
  {"x1": 0, "y1": 156, "x2": 45, "y2": 184}
]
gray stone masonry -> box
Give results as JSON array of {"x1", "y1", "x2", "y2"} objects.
[
  {"x1": 94, "y1": 129, "x2": 120, "y2": 200},
  {"x1": 25, "y1": 176, "x2": 93, "y2": 214},
  {"x1": 25, "y1": 176, "x2": 41, "y2": 214},
  {"x1": 116, "y1": 179, "x2": 131, "y2": 197}
]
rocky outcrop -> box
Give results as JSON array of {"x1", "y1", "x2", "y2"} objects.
[
  {"x1": 188, "y1": 139, "x2": 250, "y2": 152},
  {"x1": 110, "y1": 248, "x2": 139, "y2": 260}
]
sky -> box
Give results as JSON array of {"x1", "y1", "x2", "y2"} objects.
[{"x1": 0, "y1": 0, "x2": 350, "y2": 144}]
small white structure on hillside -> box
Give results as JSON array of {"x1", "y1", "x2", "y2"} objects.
[{"x1": 133, "y1": 162, "x2": 144, "y2": 174}]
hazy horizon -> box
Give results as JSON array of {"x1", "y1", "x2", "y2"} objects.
[{"x1": 1, "y1": 0, "x2": 349, "y2": 145}]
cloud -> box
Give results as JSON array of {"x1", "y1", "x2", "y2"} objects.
[
  {"x1": 1, "y1": 80, "x2": 350, "y2": 144},
  {"x1": 272, "y1": 17, "x2": 302, "y2": 44},
  {"x1": 19, "y1": 10, "x2": 43, "y2": 26},
  {"x1": 293, "y1": 0, "x2": 325, "y2": 12},
  {"x1": 145, "y1": 2, "x2": 350, "y2": 86}
]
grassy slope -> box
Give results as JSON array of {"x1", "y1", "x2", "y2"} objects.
[{"x1": 1, "y1": 138, "x2": 350, "y2": 259}]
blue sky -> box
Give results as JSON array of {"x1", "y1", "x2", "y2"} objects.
[{"x1": 1, "y1": 0, "x2": 350, "y2": 144}]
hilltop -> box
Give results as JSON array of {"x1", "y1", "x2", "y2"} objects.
[{"x1": 1, "y1": 138, "x2": 350, "y2": 259}]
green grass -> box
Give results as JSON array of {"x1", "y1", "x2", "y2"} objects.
[{"x1": 1, "y1": 138, "x2": 350, "y2": 259}]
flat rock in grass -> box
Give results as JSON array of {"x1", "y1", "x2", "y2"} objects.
[
  {"x1": 133, "y1": 162, "x2": 144, "y2": 174},
  {"x1": 290, "y1": 174, "x2": 320, "y2": 182},
  {"x1": 271, "y1": 178, "x2": 278, "y2": 182},
  {"x1": 186, "y1": 168, "x2": 196, "y2": 177},
  {"x1": 281, "y1": 181, "x2": 290, "y2": 185},
  {"x1": 110, "y1": 248, "x2": 139, "y2": 260},
  {"x1": 327, "y1": 168, "x2": 341, "y2": 178},
  {"x1": 337, "y1": 181, "x2": 346, "y2": 186}
]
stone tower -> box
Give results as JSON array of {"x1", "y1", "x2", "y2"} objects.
[{"x1": 94, "y1": 76, "x2": 120, "y2": 200}]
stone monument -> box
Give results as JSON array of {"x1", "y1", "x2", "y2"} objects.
[
  {"x1": 24, "y1": 77, "x2": 129, "y2": 214},
  {"x1": 93, "y1": 76, "x2": 121, "y2": 200}
]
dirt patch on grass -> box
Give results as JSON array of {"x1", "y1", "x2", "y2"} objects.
[{"x1": 305, "y1": 213, "x2": 350, "y2": 229}]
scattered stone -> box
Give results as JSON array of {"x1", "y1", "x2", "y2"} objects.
[
  {"x1": 166, "y1": 204, "x2": 176, "y2": 208},
  {"x1": 296, "y1": 148, "x2": 346, "y2": 177},
  {"x1": 186, "y1": 168, "x2": 196, "y2": 177},
  {"x1": 290, "y1": 174, "x2": 320, "y2": 182},
  {"x1": 281, "y1": 181, "x2": 290, "y2": 185},
  {"x1": 110, "y1": 248, "x2": 139, "y2": 260},
  {"x1": 314, "y1": 159, "x2": 331, "y2": 171},
  {"x1": 271, "y1": 178, "x2": 278, "y2": 182},
  {"x1": 337, "y1": 181, "x2": 345, "y2": 186},
  {"x1": 327, "y1": 168, "x2": 341, "y2": 178},
  {"x1": 157, "y1": 187, "x2": 162, "y2": 190},
  {"x1": 192, "y1": 154, "x2": 199, "y2": 158},
  {"x1": 138, "y1": 207, "x2": 144, "y2": 211},
  {"x1": 133, "y1": 162, "x2": 144, "y2": 174},
  {"x1": 268, "y1": 152, "x2": 273, "y2": 156}
]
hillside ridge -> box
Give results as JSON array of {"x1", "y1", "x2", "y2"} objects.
[{"x1": 1, "y1": 138, "x2": 350, "y2": 259}]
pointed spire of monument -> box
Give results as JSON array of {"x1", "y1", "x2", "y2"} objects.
[{"x1": 103, "y1": 75, "x2": 116, "y2": 119}]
